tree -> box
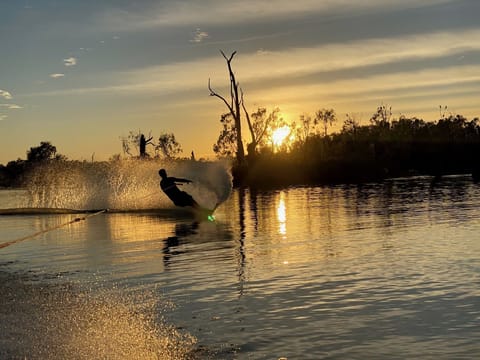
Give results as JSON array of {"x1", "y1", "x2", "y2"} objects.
[
  {"x1": 120, "y1": 131, "x2": 139, "y2": 156},
  {"x1": 156, "y1": 132, "x2": 182, "y2": 159},
  {"x1": 139, "y1": 134, "x2": 154, "y2": 158},
  {"x1": 315, "y1": 108, "x2": 337, "y2": 136},
  {"x1": 213, "y1": 112, "x2": 237, "y2": 158},
  {"x1": 26, "y1": 141, "x2": 58, "y2": 162},
  {"x1": 244, "y1": 106, "x2": 281, "y2": 158},
  {"x1": 370, "y1": 105, "x2": 392, "y2": 126},
  {"x1": 209, "y1": 51, "x2": 246, "y2": 164},
  {"x1": 120, "y1": 130, "x2": 154, "y2": 157},
  {"x1": 295, "y1": 113, "x2": 316, "y2": 143},
  {"x1": 0, "y1": 159, "x2": 26, "y2": 187},
  {"x1": 342, "y1": 114, "x2": 360, "y2": 137}
]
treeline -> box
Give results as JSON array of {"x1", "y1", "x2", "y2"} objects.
[
  {"x1": 207, "y1": 51, "x2": 480, "y2": 186},
  {"x1": 0, "y1": 142, "x2": 66, "y2": 187},
  {"x1": 0, "y1": 131, "x2": 188, "y2": 188},
  {"x1": 236, "y1": 111, "x2": 480, "y2": 187},
  {"x1": 3, "y1": 112, "x2": 480, "y2": 189}
]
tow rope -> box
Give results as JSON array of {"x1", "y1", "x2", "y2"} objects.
[{"x1": 0, "y1": 209, "x2": 107, "y2": 250}]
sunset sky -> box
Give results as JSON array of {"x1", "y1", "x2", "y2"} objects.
[{"x1": 1, "y1": 0, "x2": 479, "y2": 164}]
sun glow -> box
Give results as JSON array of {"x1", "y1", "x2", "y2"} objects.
[{"x1": 272, "y1": 126, "x2": 291, "y2": 147}]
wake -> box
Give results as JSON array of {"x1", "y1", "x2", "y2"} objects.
[{"x1": 22, "y1": 159, "x2": 232, "y2": 211}]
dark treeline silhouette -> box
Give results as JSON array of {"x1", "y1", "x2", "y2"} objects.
[
  {"x1": 234, "y1": 112, "x2": 480, "y2": 187},
  {"x1": 207, "y1": 50, "x2": 480, "y2": 187},
  {"x1": 0, "y1": 141, "x2": 67, "y2": 187},
  {"x1": 2, "y1": 113, "x2": 480, "y2": 189}
]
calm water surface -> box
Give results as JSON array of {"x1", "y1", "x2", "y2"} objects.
[{"x1": 1, "y1": 175, "x2": 480, "y2": 359}]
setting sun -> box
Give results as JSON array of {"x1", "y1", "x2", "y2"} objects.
[{"x1": 272, "y1": 126, "x2": 291, "y2": 147}]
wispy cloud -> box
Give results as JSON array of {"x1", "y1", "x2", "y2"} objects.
[
  {"x1": 64, "y1": 57, "x2": 77, "y2": 67},
  {"x1": 0, "y1": 89, "x2": 13, "y2": 100},
  {"x1": 0, "y1": 104, "x2": 22, "y2": 109},
  {"x1": 50, "y1": 73, "x2": 65, "y2": 78},
  {"x1": 230, "y1": 29, "x2": 480, "y2": 83},
  {"x1": 28, "y1": 27, "x2": 480, "y2": 114},
  {"x1": 0, "y1": 114, "x2": 7, "y2": 121},
  {"x1": 119, "y1": 28, "x2": 480, "y2": 93},
  {"x1": 254, "y1": 65, "x2": 480, "y2": 103},
  {"x1": 95, "y1": 0, "x2": 453, "y2": 31},
  {"x1": 190, "y1": 28, "x2": 209, "y2": 43}
]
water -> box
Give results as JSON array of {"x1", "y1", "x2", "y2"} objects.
[{"x1": 1, "y1": 172, "x2": 480, "y2": 359}]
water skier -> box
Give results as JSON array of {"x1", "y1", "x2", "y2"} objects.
[{"x1": 158, "y1": 169, "x2": 200, "y2": 210}]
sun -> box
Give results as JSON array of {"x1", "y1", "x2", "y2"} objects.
[{"x1": 272, "y1": 126, "x2": 291, "y2": 147}]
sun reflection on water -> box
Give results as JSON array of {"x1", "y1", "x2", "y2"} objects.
[{"x1": 277, "y1": 192, "x2": 287, "y2": 236}]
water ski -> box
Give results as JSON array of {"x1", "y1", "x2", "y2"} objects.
[{"x1": 193, "y1": 203, "x2": 218, "y2": 222}]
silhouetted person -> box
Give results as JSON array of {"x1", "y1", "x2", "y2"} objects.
[{"x1": 159, "y1": 169, "x2": 200, "y2": 209}]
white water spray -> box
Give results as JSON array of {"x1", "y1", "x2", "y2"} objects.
[{"x1": 23, "y1": 159, "x2": 232, "y2": 211}]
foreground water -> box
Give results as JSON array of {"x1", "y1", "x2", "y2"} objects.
[{"x1": 1, "y1": 175, "x2": 480, "y2": 358}]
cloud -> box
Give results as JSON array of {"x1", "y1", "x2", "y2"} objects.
[
  {"x1": 0, "y1": 104, "x2": 22, "y2": 109},
  {"x1": 50, "y1": 73, "x2": 65, "y2": 78},
  {"x1": 256, "y1": 48, "x2": 271, "y2": 56},
  {"x1": 95, "y1": 0, "x2": 453, "y2": 31},
  {"x1": 0, "y1": 114, "x2": 7, "y2": 121},
  {"x1": 29, "y1": 27, "x2": 480, "y2": 113},
  {"x1": 190, "y1": 28, "x2": 209, "y2": 43},
  {"x1": 64, "y1": 57, "x2": 77, "y2": 67},
  {"x1": 0, "y1": 89, "x2": 13, "y2": 100},
  {"x1": 121, "y1": 28, "x2": 480, "y2": 93},
  {"x1": 240, "y1": 29, "x2": 480, "y2": 81}
]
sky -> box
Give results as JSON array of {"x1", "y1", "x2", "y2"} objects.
[{"x1": 1, "y1": 0, "x2": 480, "y2": 164}]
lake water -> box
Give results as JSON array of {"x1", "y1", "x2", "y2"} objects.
[{"x1": 1, "y1": 175, "x2": 480, "y2": 359}]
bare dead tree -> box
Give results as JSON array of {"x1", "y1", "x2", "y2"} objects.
[
  {"x1": 120, "y1": 130, "x2": 155, "y2": 158},
  {"x1": 139, "y1": 133, "x2": 154, "y2": 158},
  {"x1": 209, "y1": 50, "x2": 246, "y2": 164}
]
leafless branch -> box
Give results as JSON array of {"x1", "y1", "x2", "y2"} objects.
[
  {"x1": 208, "y1": 78, "x2": 234, "y2": 115},
  {"x1": 241, "y1": 89, "x2": 255, "y2": 144}
]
